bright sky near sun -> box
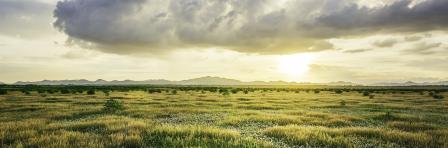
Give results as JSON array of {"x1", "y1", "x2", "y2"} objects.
[
  {"x1": 0, "y1": 0, "x2": 448, "y2": 84},
  {"x1": 277, "y1": 54, "x2": 315, "y2": 81}
]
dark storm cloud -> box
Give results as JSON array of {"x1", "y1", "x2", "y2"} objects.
[
  {"x1": 314, "y1": 0, "x2": 448, "y2": 35},
  {"x1": 0, "y1": 0, "x2": 53, "y2": 38},
  {"x1": 53, "y1": 0, "x2": 448, "y2": 55}
]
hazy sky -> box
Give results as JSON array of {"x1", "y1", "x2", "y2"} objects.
[{"x1": 1, "y1": 0, "x2": 448, "y2": 84}]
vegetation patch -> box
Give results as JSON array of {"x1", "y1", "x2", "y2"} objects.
[
  {"x1": 264, "y1": 125, "x2": 441, "y2": 147},
  {"x1": 386, "y1": 121, "x2": 436, "y2": 132},
  {"x1": 1, "y1": 85, "x2": 447, "y2": 147},
  {"x1": 142, "y1": 125, "x2": 271, "y2": 147}
]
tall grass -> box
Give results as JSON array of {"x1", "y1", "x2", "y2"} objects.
[
  {"x1": 0, "y1": 87, "x2": 447, "y2": 147},
  {"x1": 264, "y1": 125, "x2": 445, "y2": 147}
]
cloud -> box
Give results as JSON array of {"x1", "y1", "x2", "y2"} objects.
[
  {"x1": 343, "y1": 49, "x2": 373, "y2": 53},
  {"x1": 372, "y1": 39, "x2": 398, "y2": 47},
  {"x1": 53, "y1": 0, "x2": 448, "y2": 55},
  {"x1": 404, "y1": 35, "x2": 423, "y2": 42},
  {"x1": 313, "y1": 0, "x2": 448, "y2": 35},
  {"x1": 405, "y1": 42, "x2": 442, "y2": 55},
  {"x1": 0, "y1": 0, "x2": 54, "y2": 38}
]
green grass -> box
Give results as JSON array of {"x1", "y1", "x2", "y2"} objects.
[{"x1": 0, "y1": 87, "x2": 447, "y2": 147}]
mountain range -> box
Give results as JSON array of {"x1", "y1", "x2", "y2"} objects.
[
  {"x1": 5, "y1": 76, "x2": 448, "y2": 86},
  {"x1": 372, "y1": 81, "x2": 448, "y2": 86},
  {"x1": 11, "y1": 76, "x2": 357, "y2": 86}
]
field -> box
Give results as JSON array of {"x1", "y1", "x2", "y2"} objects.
[{"x1": 0, "y1": 85, "x2": 447, "y2": 148}]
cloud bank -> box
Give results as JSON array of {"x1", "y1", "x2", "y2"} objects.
[
  {"x1": 0, "y1": 0, "x2": 53, "y2": 38},
  {"x1": 53, "y1": 0, "x2": 448, "y2": 54}
]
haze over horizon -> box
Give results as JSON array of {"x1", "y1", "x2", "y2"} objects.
[{"x1": 1, "y1": 0, "x2": 448, "y2": 84}]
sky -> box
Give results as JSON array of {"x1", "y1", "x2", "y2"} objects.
[{"x1": 0, "y1": 0, "x2": 448, "y2": 84}]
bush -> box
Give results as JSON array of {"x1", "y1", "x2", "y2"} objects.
[
  {"x1": 335, "y1": 90, "x2": 343, "y2": 94},
  {"x1": 0, "y1": 89, "x2": 7, "y2": 95},
  {"x1": 103, "y1": 99, "x2": 124, "y2": 112},
  {"x1": 60, "y1": 89, "x2": 70, "y2": 94},
  {"x1": 433, "y1": 95, "x2": 444, "y2": 99},
  {"x1": 419, "y1": 91, "x2": 424, "y2": 95},
  {"x1": 22, "y1": 90, "x2": 31, "y2": 95},
  {"x1": 171, "y1": 90, "x2": 177, "y2": 95},
  {"x1": 362, "y1": 91, "x2": 370, "y2": 96},
  {"x1": 339, "y1": 100, "x2": 346, "y2": 106},
  {"x1": 37, "y1": 90, "x2": 45, "y2": 94},
  {"x1": 222, "y1": 91, "x2": 230, "y2": 96},
  {"x1": 369, "y1": 95, "x2": 375, "y2": 99},
  {"x1": 148, "y1": 89, "x2": 162, "y2": 94},
  {"x1": 102, "y1": 90, "x2": 110, "y2": 96},
  {"x1": 314, "y1": 90, "x2": 320, "y2": 94},
  {"x1": 87, "y1": 89, "x2": 95, "y2": 95}
]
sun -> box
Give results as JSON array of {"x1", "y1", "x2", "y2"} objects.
[{"x1": 277, "y1": 53, "x2": 315, "y2": 77}]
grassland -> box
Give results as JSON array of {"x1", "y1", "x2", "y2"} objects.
[{"x1": 0, "y1": 85, "x2": 447, "y2": 147}]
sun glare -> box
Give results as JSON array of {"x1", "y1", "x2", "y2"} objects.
[{"x1": 277, "y1": 53, "x2": 315, "y2": 77}]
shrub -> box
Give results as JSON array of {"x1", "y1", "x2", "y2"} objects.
[
  {"x1": 362, "y1": 91, "x2": 370, "y2": 96},
  {"x1": 148, "y1": 89, "x2": 162, "y2": 94},
  {"x1": 335, "y1": 90, "x2": 343, "y2": 94},
  {"x1": 243, "y1": 90, "x2": 249, "y2": 94},
  {"x1": 102, "y1": 90, "x2": 110, "y2": 96},
  {"x1": 103, "y1": 99, "x2": 124, "y2": 113},
  {"x1": 369, "y1": 95, "x2": 375, "y2": 99},
  {"x1": 60, "y1": 89, "x2": 70, "y2": 94},
  {"x1": 432, "y1": 95, "x2": 444, "y2": 99},
  {"x1": 219, "y1": 89, "x2": 230, "y2": 96},
  {"x1": 0, "y1": 89, "x2": 7, "y2": 95},
  {"x1": 22, "y1": 90, "x2": 31, "y2": 95},
  {"x1": 339, "y1": 100, "x2": 346, "y2": 106},
  {"x1": 87, "y1": 89, "x2": 95, "y2": 95},
  {"x1": 219, "y1": 89, "x2": 227, "y2": 94},
  {"x1": 222, "y1": 91, "x2": 230, "y2": 96},
  {"x1": 47, "y1": 90, "x2": 55, "y2": 94},
  {"x1": 231, "y1": 89, "x2": 239, "y2": 94},
  {"x1": 37, "y1": 90, "x2": 45, "y2": 94},
  {"x1": 314, "y1": 90, "x2": 320, "y2": 94},
  {"x1": 171, "y1": 90, "x2": 177, "y2": 95}
]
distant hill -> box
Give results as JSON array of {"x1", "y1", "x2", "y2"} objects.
[
  {"x1": 12, "y1": 76, "x2": 361, "y2": 86},
  {"x1": 179, "y1": 76, "x2": 243, "y2": 85},
  {"x1": 11, "y1": 77, "x2": 448, "y2": 86},
  {"x1": 372, "y1": 81, "x2": 448, "y2": 86}
]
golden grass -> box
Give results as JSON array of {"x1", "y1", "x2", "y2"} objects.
[
  {"x1": 0, "y1": 89, "x2": 447, "y2": 147},
  {"x1": 264, "y1": 125, "x2": 443, "y2": 147}
]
